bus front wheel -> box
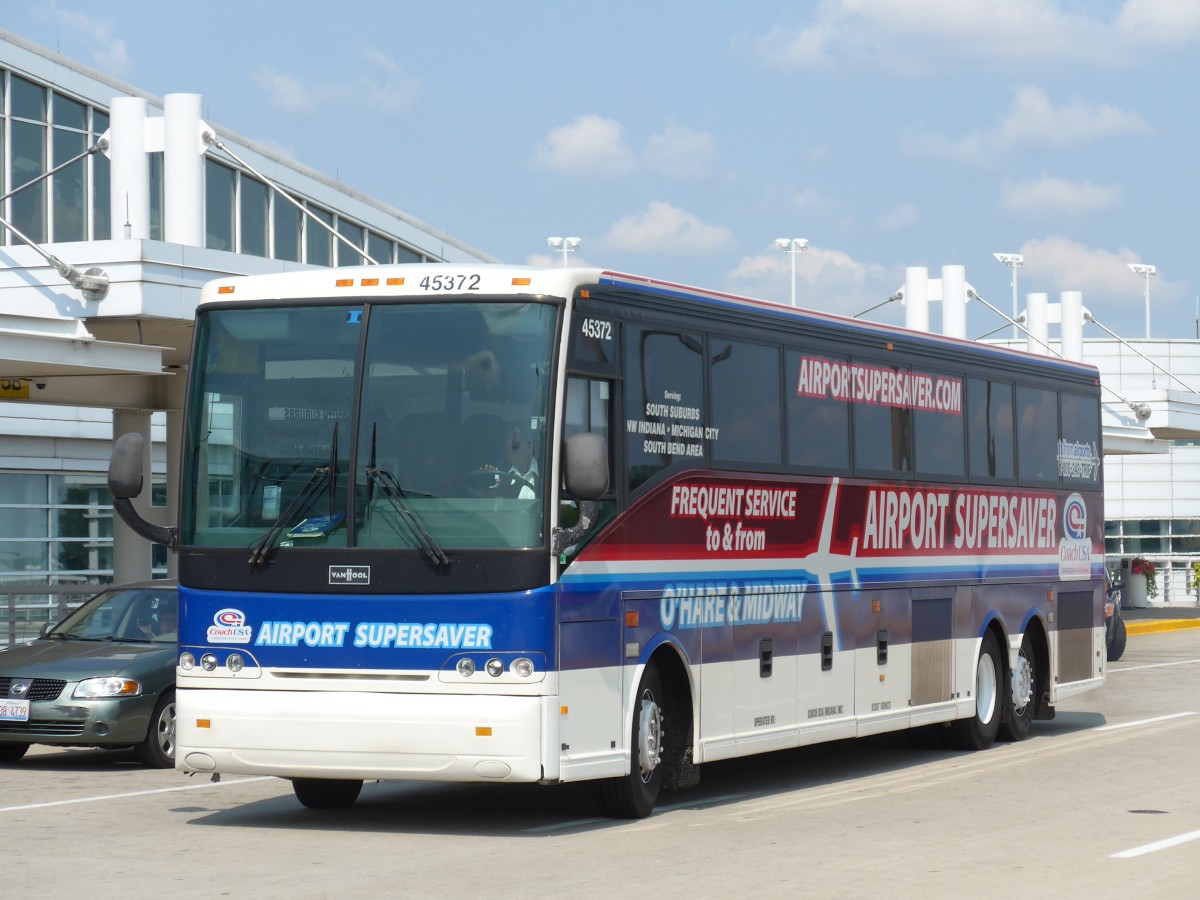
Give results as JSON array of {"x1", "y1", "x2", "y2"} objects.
[
  {"x1": 595, "y1": 662, "x2": 665, "y2": 818},
  {"x1": 292, "y1": 778, "x2": 363, "y2": 809},
  {"x1": 945, "y1": 630, "x2": 1002, "y2": 751}
]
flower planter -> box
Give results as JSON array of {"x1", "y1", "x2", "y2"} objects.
[{"x1": 1125, "y1": 572, "x2": 1149, "y2": 608}]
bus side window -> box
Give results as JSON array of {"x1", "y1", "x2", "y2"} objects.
[
  {"x1": 1016, "y1": 385, "x2": 1059, "y2": 484},
  {"x1": 967, "y1": 378, "x2": 1015, "y2": 481},
  {"x1": 624, "y1": 328, "x2": 705, "y2": 494}
]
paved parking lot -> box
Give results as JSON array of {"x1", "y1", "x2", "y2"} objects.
[{"x1": 5, "y1": 629, "x2": 1200, "y2": 899}]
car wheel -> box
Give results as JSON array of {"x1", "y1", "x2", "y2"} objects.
[
  {"x1": 0, "y1": 742, "x2": 29, "y2": 763},
  {"x1": 1107, "y1": 616, "x2": 1127, "y2": 662},
  {"x1": 135, "y1": 689, "x2": 176, "y2": 768}
]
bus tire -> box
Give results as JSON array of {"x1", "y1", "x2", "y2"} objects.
[
  {"x1": 946, "y1": 630, "x2": 1002, "y2": 751},
  {"x1": 595, "y1": 663, "x2": 665, "y2": 818},
  {"x1": 998, "y1": 634, "x2": 1036, "y2": 742},
  {"x1": 292, "y1": 778, "x2": 363, "y2": 809},
  {"x1": 1107, "y1": 616, "x2": 1127, "y2": 662}
]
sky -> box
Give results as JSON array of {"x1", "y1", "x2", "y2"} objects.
[{"x1": 8, "y1": 1, "x2": 1200, "y2": 340}]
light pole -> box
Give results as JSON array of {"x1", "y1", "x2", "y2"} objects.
[
  {"x1": 1128, "y1": 262, "x2": 1156, "y2": 338},
  {"x1": 993, "y1": 252, "x2": 1023, "y2": 340},
  {"x1": 774, "y1": 237, "x2": 808, "y2": 306},
  {"x1": 547, "y1": 236, "x2": 581, "y2": 267}
]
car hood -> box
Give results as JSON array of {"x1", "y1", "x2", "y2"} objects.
[{"x1": 0, "y1": 638, "x2": 175, "y2": 680}]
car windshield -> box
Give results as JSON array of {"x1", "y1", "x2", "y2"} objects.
[
  {"x1": 182, "y1": 299, "x2": 558, "y2": 551},
  {"x1": 51, "y1": 587, "x2": 179, "y2": 643}
]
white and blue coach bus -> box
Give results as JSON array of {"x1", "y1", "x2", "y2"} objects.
[{"x1": 110, "y1": 264, "x2": 1106, "y2": 818}]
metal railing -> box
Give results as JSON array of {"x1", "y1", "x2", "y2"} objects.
[{"x1": 1, "y1": 583, "x2": 105, "y2": 648}]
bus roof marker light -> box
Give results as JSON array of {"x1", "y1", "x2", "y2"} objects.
[
  {"x1": 217, "y1": 285, "x2": 235, "y2": 295},
  {"x1": 361, "y1": 278, "x2": 379, "y2": 287},
  {"x1": 335, "y1": 278, "x2": 354, "y2": 287},
  {"x1": 476, "y1": 727, "x2": 492, "y2": 736},
  {"x1": 512, "y1": 277, "x2": 532, "y2": 286}
]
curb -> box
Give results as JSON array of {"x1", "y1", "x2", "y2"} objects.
[{"x1": 1126, "y1": 619, "x2": 1200, "y2": 636}]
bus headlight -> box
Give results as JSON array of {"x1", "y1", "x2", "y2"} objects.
[
  {"x1": 200, "y1": 653, "x2": 218, "y2": 672},
  {"x1": 456, "y1": 658, "x2": 476, "y2": 677},
  {"x1": 227, "y1": 653, "x2": 245, "y2": 673},
  {"x1": 179, "y1": 652, "x2": 195, "y2": 670},
  {"x1": 485, "y1": 658, "x2": 504, "y2": 677},
  {"x1": 510, "y1": 657, "x2": 535, "y2": 678}
]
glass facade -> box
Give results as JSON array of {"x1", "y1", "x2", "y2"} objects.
[{"x1": 0, "y1": 66, "x2": 431, "y2": 264}]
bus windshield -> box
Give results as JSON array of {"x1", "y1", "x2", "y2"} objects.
[{"x1": 181, "y1": 299, "x2": 558, "y2": 552}]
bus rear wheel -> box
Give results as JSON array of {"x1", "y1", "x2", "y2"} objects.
[
  {"x1": 998, "y1": 634, "x2": 1037, "y2": 742},
  {"x1": 596, "y1": 663, "x2": 665, "y2": 818},
  {"x1": 292, "y1": 778, "x2": 364, "y2": 809},
  {"x1": 945, "y1": 630, "x2": 1002, "y2": 751}
]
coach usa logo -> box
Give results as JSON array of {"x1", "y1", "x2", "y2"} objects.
[{"x1": 329, "y1": 565, "x2": 370, "y2": 585}]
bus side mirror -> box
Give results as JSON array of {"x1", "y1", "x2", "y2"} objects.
[
  {"x1": 563, "y1": 433, "x2": 608, "y2": 500},
  {"x1": 109, "y1": 432, "x2": 146, "y2": 499},
  {"x1": 108, "y1": 432, "x2": 179, "y2": 551}
]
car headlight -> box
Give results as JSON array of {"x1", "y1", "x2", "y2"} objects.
[{"x1": 72, "y1": 677, "x2": 142, "y2": 699}]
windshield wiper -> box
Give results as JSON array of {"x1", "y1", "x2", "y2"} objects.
[
  {"x1": 365, "y1": 423, "x2": 450, "y2": 567},
  {"x1": 248, "y1": 422, "x2": 340, "y2": 566}
]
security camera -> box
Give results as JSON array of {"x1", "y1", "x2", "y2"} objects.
[{"x1": 35, "y1": 382, "x2": 46, "y2": 390}]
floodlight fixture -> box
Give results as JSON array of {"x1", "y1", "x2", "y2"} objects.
[{"x1": 774, "y1": 238, "x2": 808, "y2": 306}]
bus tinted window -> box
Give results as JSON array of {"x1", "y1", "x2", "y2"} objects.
[
  {"x1": 1060, "y1": 391, "x2": 1101, "y2": 486},
  {"x1": 711, "y1": 339, "x2": 781, "y2": 465},
  {"x1": 853, "y1": 364, "x2": 912, "y2": 476},
  {"x1": 913, "y1": 370, "x2": 965, "y2": 478},
  {"x1": 1016, "y1": 385, "x2": 1059, "y2": 484},
  {"x1": 967, "y1": 378, "x2": 1014, "y2": 481},
  {"x1": 625, "y1": 327, "x2": 705, "y2": 493},
  {"x1": 786, "y1": 349, "x2": 849, "y2": 471}
]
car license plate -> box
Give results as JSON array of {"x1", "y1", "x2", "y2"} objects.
[{"x1": 0, "y1": 699, "x2": 30, "y2": 722}]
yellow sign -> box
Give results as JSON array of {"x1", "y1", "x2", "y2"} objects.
[{"x1": 0, "y1": 379, "x2": 30, "y2": 400}]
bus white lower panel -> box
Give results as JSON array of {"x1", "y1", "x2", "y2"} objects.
[{"x1": 177, "y1": 688, "x2": 549, "y2": 783}]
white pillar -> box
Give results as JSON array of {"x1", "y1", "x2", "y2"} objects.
[
  {"x1": 1060, "y1": 291, "x2": 1084, "y2": 362},
  {"x1": 112, "y1": 409, "x2": 154, "y2": 583},
  {"x1": 109, "y1": 97, "x2": 151, "y2": 240},
  {"x1": 1026, "y1": 293, "x2": 1049, "y2": 356},
  {"x1": 941, "y1": 265, "x2": 967, "y2": 339},
  {"x1": 164, "y1": 93, "x2": 205, "y2": 247},
  {"x1": 904, "y1": 267, "x2": 929, "y2": 332}
]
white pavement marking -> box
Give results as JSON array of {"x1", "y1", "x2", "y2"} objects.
[
  {"x1": 0, "y1": 776, "x2": 274, "y2": 813},
  {"x1": 1093, "y1": 711, "x2": 1198, "y2": 732},
  {"x1": 1108, "y1": 658, "x2": 1200, "y2": 673},
  {"x1": 1113, "y1": 828, "x2": 1200, "y2": 859}
]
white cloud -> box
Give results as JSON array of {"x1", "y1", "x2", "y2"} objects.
[
  {"x1": 360, "y1": 48, "x2": 421, "y2": 113},
  {"x1": 1015, "y1": 235, "x2": 1179, "y2": 329},
  {"x1": 251, "y1": 65, "x2": 318, "y2": 113},
  {"x1": 912, "y1": 86, "x2": 1148, "y2": 164},
  {"x1": 879, "y1": 202, "x2": 919, "y2": 231},
  {"x1": 726, "y1": 244, "x2": 894, "y2": 316},
  {"x1": 598, "y1": 202, "x2": 736, "y2": 255},
  {"x1": 1001, "y1": 176, "x2": 1122, "y2": 216},
  {"x1": 251, "y1": 51, "x2": 419, "y2": 115},
  {"x1": 48, "y1": 9, "x2": 132, "y2": 76},
  {"x1": 755, "y1": 0, "x2": 1200, "y2": 74},
  {"x1": 533, "y1": 115, "x2": 636, "y2": 177},
  {"x1": 643, "y1": 122, "x2": 719, "y2": 177},
  {"x1": 789, "y1": 188, "x2": 835, "y2": 214}
]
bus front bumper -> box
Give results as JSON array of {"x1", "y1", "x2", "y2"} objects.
[{"x1": 176, "y1": 688, "x2": 554, "y2": 783}]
